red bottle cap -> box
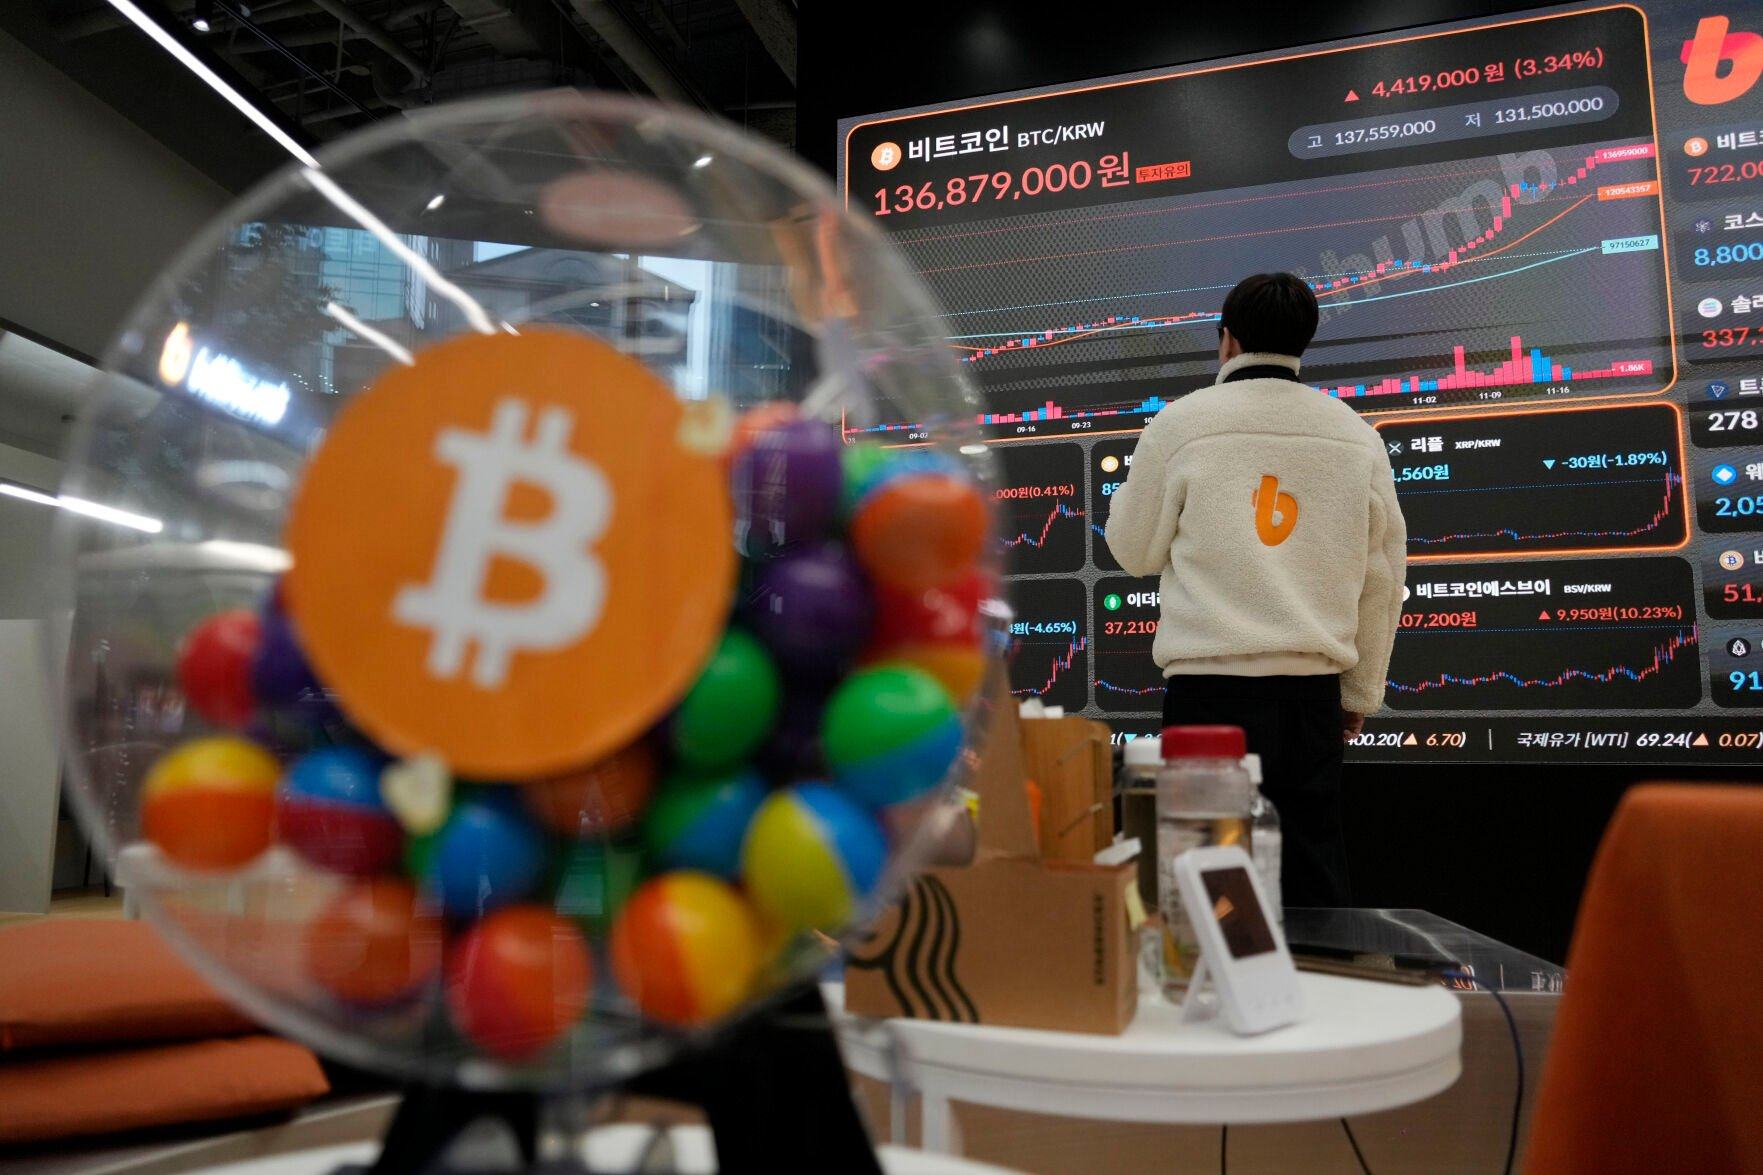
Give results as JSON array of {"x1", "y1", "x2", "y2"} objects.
[{"x1": 1161, "y1": 725, "x2": 1246, "y2": 760}]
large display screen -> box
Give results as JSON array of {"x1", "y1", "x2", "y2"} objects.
[{"x1": 840, "y1": 3, "x2": 1763, "y2": 763}]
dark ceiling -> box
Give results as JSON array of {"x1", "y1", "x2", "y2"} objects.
[{"x1": 1, "y1": 0, "x2": 797, "y2": 192}]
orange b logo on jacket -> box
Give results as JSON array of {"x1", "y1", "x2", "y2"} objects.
[{"x1": 1253, "y1": 475, "x2": 1298, "y2": 546}]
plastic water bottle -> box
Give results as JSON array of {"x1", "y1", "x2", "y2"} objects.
[
  {"x1": 1156, "y1": 725, "x2": 1251, "y2": 996},
  {"x1": 1244, "y1": 754, "x2": 1284, "y2": 928}
]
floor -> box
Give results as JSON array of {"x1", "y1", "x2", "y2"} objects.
[{"x1": 0, "y1": 888, "x2": 124, "y2": 927}]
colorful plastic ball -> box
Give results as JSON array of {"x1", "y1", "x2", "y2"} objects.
[
  {"x1": 728, "y1": 402, "x2": 798, "y2": 465},
  {"x1": 276, "y1": 747, "x2": 402, "y2": 876},
  {"x1": 522, "y1": 741, "x2": 657, "y2": 838},
  {"x1": 873, "y1": 645, "x2": 986, "y2": 704},
  {"x1": 730, "y1": 417, "x2": 843, "y2": 555},
  {"x1": 670, "y1": 629, "x2": 780, "y2": 772},
  {"x1": 305, "y1": 878, "x2": 441, "y2": 1006},
  {"x1": 610, "y1": 872, "x2": 763, "y2": 1026},
  {"x1": 840, "y1": 443, "x2": 895, "y2": 519},
  {"x1": 177, "y1": 609, "x2": 260, "y2": 728},
  {"x1": 446, "y1": 907, "x2": 592, "y2": 1061},
  {"x1": 823, "y1": 665, "x2": 963, "y2": 808},
  {"x1": 744, "y1": 544, "x2": 873, "y2": 678},
  {"x1": 869, "y1": 572, "x2": 988, "y2": 650},
  {"x1": 866, "y1": 572, "x2": 990, "y2": 702},
  {"x1": 741, "y1": 784, "x2": 887, "y2": 932},
  {"x1": 252, "y1": 592, "x2": 340, "y2": 728},
  {"x1": 553, "y1": 840, "x2": 643, "y2": 939},
  {"x1": 642, "y1": 769, "x2": 767, "y2": 880},
  {"x1": 428, "y1": 791, "x2": 548, "y2": 918},
  {"x1": 141, "y1": 736, "x2": 279, "y2": 870},
  {"x1": 851, "y1": 473, "x2": 988, "y2": 590},
  {"x1": 842, "y1": 446, "x2": 966, "y2": 517}
]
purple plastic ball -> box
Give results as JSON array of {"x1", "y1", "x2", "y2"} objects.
[
  {"x1": 252, "y1": 593, "x2": 342, "y2": 728},
  {"x1": 746, "y1": 544, "x2": 874, "y2": 678},
  {"x1": 731, "y1": 418, "x2": 843, "y2": 555}
]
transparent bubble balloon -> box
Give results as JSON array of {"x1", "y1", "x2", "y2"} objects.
[{"x1": 52, "y1": 91, "x2": 1002, "y2": 1089}]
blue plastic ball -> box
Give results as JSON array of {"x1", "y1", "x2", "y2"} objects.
[
  {"x1": 278, "y1": 747, "x2": 402, "y2": 876},
  {"x1": 741, "y1": 783, "x2": 888, "y2": 931},
  {"x1": 642, "y1": 769, "x2": 767, "y2": 880},
  {"x1": 428, "y1": 791, "x2": 549, "y2": 918}
]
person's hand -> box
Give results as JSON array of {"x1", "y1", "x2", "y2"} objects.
[{"x1": 1341, "y1": 710, "x2": 1365, "y2": 742}]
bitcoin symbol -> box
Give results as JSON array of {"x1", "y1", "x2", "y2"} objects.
[
  {"x1": 287, "y1": 329, "x2": 733, "y2": 777},
  {"x1": 394, "y1": 398, "x2": 610, "y2": 689}
]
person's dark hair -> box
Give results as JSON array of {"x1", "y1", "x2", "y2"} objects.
[{"x1": 1219, "y1": 273, "x2": 1319, "y2": 358}]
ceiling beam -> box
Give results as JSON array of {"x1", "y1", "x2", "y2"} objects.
[
  {"x1": 307, "y1": 0, "x2": 429, "y2": 83},
  {"x1": 565, "y1": 0, "x2": 708, "y2": 109},
  {"x1": 732, "y1": 0, "x2": 794, "y2": 85}
]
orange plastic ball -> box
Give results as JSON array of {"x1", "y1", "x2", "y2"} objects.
[
  {"x1": 610, "y1": 872, "x2": 762, "y2": 1026},
  {"x1": 446, "y1": 907, "x2": 592, "y2": 1061},
  {"x1": 728, "y1": 402, "x2": 799, "y2": 466},
  {"x1": 521, "y1": 741, "x2": 658, "y2": 838},
  {"x1": 306, "y1": 878, "x2": 441, "y2": 1006},
  {"x1": 871, "y1": 643, "x2": 986, "y2": 702},
  {"x1": 140, "y1": 737, "x2": 279, "y2": 870},
  {"x1": 852, "y1": 474, "x2": 988, "y2": 590}
]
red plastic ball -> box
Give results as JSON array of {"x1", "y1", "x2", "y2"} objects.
[
  {"x1": 446, "y1": 907, "x2": 592, "y2": 1061},
  {"x1": 852, "y1": 474, "x2": 988, "y2": 590},
  {"x1": 305, "y1": 878, "x2": 440, "y2": 1006},
  {"x1": 177, "y1": 609, "x2": 262, "y2": 728},
  {"x1": 868, "y1": 571, "x2": 989, "y2": 651},
  {"x1": 521, "y1": 740, "x2": 658, "y2": 838}
]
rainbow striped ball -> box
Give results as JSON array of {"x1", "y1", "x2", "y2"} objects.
[
  {"x1": 141, "y1": 736, "x2": 279, "y2": 870},
  {"x1": 611, "y1": 872, "x2": 763, "y2": 1026},
  {"x1": 823, "y1": 665, "x2": 963, "y2": 808},
  {"x1": 741, "y1": 784, "x2": 886, "y2": 931},
  {"x1": 277, "y1": 747, "x2": 402, "y2": 875},
  {"x1": 642, "y1": 768, "x2": 767, "y2": 881}
]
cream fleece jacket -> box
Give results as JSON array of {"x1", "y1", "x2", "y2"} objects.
[{"x1": 1104, "y1": 352, "x2": 1407, "y2": 714}]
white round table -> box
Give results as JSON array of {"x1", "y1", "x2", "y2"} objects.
[
  {"x1": 825, "y1": 973, "x2": 1462, "y2": 1155},
  {"x1": 190, "y1": 1128, "x2": 1020, "y2": 1174}
]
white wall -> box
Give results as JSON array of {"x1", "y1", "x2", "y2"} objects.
[
  {"x1": 0, "y1": 29, "x2": 223, "y2": 905},
  {"x1": 0, "y1": 27, "x2": 228, "y2": 359}
]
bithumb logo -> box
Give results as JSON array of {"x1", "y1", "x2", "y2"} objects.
[
  {"x1": 1683, "y1": 15, "x2": 1763, "y2": 105},
  {"x1": 1253, "y1": 474, "x2": 1299, "y2": 547}
]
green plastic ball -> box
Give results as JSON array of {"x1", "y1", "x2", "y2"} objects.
[
  {"x1": 553, "y1": 840, "x2": 643, "y2": 939},
  {"x1": 642, "y1": 768, "x2": 768, "y2": 879},
  {"x1": 671, "y1": 629, "x2": 780, "y2": 771},
  {"x1": 823, "y1": 664, "x2": 963, "y2": 808},
  {"x1": 841, "y1": 444, "x2": 895, "y2": 519}
]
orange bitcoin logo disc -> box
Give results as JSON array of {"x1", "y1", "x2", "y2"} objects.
[{"x1": 285, "y1": 328, "x2": 734, "y2": 779}]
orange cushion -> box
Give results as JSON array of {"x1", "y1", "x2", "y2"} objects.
[
  {"x1": 0, "y1": 1035, "x2": 329, "y2": 1144},
  {"x1": 1526, "y1": 785, "x2": 1763, "y2": 1173},
  {"x1": 0, "y1": 919, "x2": 256, "y2": 1052}
]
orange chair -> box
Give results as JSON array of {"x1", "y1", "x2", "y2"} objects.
[{"x1": 1526, "y1": 785, "x2": 1763, "y2": 1173}]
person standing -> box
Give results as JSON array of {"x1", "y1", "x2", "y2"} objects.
[{"x1": 1104, "y1": 273, "x2": 1407, "y2": 907}]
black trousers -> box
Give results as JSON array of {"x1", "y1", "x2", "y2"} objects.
[{"x1": 1162, "y1": 674, "x2": 1352, "y2": 908}]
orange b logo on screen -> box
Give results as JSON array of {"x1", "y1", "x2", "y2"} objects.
[
  {"x1": 285, "y1": 328, "x2": 735, "y2": 779},
  {"x1": 1252, "y1": 474, "x2": 1298, "y2": 547},
  {"x1": 871, "y1": 142, "x2": 903, "y2": 171},
  {"x1": 1683, "y1": 15, "x2": 1763, "y2": 105}
]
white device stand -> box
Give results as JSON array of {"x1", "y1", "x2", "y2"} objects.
[{"x1": 1179, "y1": 957, "x2": 1220, "y2": 1024}]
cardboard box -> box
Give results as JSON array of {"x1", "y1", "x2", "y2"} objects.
[
  {"x1": 1020, "y1": 712, "x2": 1114, "y2": 863},
  {"x1": 845, "y1": 672, "x2": 1138, "y2": 1034}
]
